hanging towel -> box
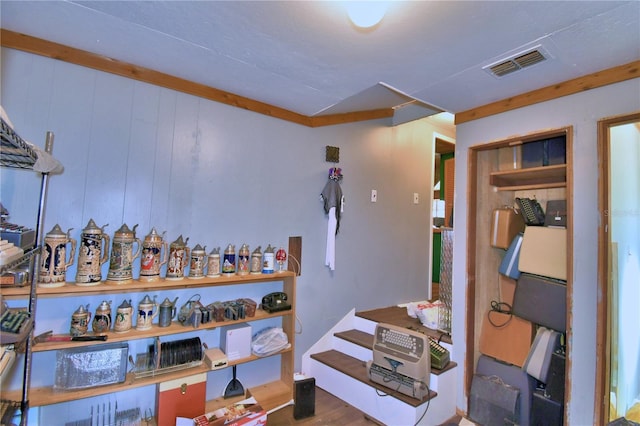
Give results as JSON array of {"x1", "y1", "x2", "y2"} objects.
[{"x1": 321, "y1": 179, "x2": 343, "y2": 270}]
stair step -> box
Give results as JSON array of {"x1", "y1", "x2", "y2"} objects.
[
  {"x1": 310, "y1": 349, "x2": 437, "y2": 408},
  {"x1": 356, "y1": 306, "x2": 452, "y2": 345},
  {"x1": 334, "y1": 329, "x2": 457, "y2": 375}
]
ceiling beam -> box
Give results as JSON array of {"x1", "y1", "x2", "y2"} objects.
[
  {"x1": 0, "y1": 29, "x2": 392, "y2": 128},
  {"x1": 456, "y1": 60, "x2": 640, "y2": 124},
  {"x1": 2, "y1": 29, "x2": 637, "y2": 127}
]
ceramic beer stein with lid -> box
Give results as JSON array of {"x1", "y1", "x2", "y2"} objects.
[
  {"x1": 188, "y1": 244, "x2": 207, "y2": 279},
  {"x1": 206, "y1": 247, "x2": 221, "y2": 278},
  {"x1": 92, "y1": 300, "x2": 112, "y2": 333},
  {"x1": 114, "y1": 299, "x2": 133, "y2": 333},
  {"x1": 70, "y1": 304, "x2": 91, "y2": 336},
  {"x1": 237, "y1": 243, "x2": 250, "y2": 276},
  {"x1": 222, "y1": 244, "x2": 236, "y2": 276},
  {"x1": 250, "y1": 246, "x2": 262, "y2": 275},
  {"x1": 107, "y1": 224, "x2": 141, "y2": 284},
  {"x1": 38, "y1": 224, "x2": 77, "y2": 287},
  {"x1": 140, "y1": 227, "x2": 168, "y2": 282},
  {"x1": 75, "y1": 219, "x2": 110, "y2": 286},
  {"x1": 166, "y1": 235, "x2": 190, "y2": 280},
  {"x1": 137, "y1": 294, "x2": 158, "y2": 330},
  {"x1": 158, "y1": 297, "x2": 178, "y2": 327}
]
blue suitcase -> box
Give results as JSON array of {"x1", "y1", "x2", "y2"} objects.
[{"x1": 499, "y1": 233, "x2": 523, "y2": 280}]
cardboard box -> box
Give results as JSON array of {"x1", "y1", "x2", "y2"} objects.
[
  {"x1": 156, "y1": 372, "x2": 206, "y2": 426},
  {"x1": 204, "y1": 347, "x2": 229, "y2": 370},
  {"x1": 497, "y1": 146, "x2": 522, "y2": 171},
  {"x1": 221, "y1": 323, "x2": 252, "y2": 361},
  {"x1": 193, "y1": 397, "x2": 267, "y2": 426}
]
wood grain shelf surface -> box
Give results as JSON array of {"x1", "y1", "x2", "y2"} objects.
[
  {"x1": 310, "y1": 349, "x2": 437, "y2": 407},
  {"x1": 1, "y1": 271, "x2": 295, "y2": 299}
]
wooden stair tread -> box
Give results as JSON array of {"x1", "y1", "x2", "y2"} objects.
[
  {"x1": 310, "y1": 349, "x2": 437, "y2": 407},
  {"x1": 356, "y1": 306, "x2": 452, "y2": 344},
  {"x1": 334, "y1": 329, "x2": 457, "y2": 375}
]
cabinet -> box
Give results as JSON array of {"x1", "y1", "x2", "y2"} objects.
[
  {"x1": 2, "y1": 272, "x2": 296, "y2": 423},
  {"x1": 1, "y1": 114, "x2": 60, "y2": 426},
  {"x1": 465, "y1": 127, "x2": 572, "y2": 423}
]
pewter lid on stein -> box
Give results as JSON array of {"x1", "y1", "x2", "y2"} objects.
[
  {"x1": 209, "y1": 247, "x2": 220, "y2": 255},
  {"x1": 117, "y1": 299, "x2": 131, "y2": 309},
  {"x1": 97, "y1": 300, "x2": 112, "y2": 311},
  {"x1": 74, "y1": 304, "x2": 89, "y2": 314},
  {"x1": 252, "y1": 246, "x2": 262, "y2": 255},
  {"x1": 225, "y1": 244, "x2": 235, "y2": 253},
  {"x1": 139, "y1": 294, "x2": 155, "y2": 305},
  {"x1": 239, "y1": 243, "x2": 249, "y2": 254},
  {"x1": 170, "y1": 235, "x2": 189, "y2": 248},
  {"x1": 264, "y1": 244, "x2": 274, "y2": 253},
  {"x1": 82, "y1": 219, "x2": 108, "y2": 234},
  {"x1": 114, "y1": 223, "x2": 138, "y2": 238},
  {"x1": 46, "y1": 224, "x2": 71, "y2": 238},
  {"x1": 191, "y1": 243, "x2": 206, "y2": 254},
  {"x1": 160, "y1": 297, "x2": 178, "y2": 308},
  {"x1": 144, "y1": 227, "x2": 165, "y2": 242}
]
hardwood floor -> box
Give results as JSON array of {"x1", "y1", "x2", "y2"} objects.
[{"x1": 267, "y1": 386, "x2": 381, "y2": 425}]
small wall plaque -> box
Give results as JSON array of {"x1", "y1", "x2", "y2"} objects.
[{"x1": 326, "y1": 146, "x2": 339, "y2": 163}]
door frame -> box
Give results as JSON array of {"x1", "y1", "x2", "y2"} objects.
[{"x1": 595, "y1": 111, "x2": 640, "y2": 424}]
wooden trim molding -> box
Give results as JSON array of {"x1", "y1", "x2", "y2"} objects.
[
  {"x1": 0, "y1": 29, "x2": 392, "y2": 128},
  {"x1": 2, "y1": 29, "x2": 637, "y2": 127},
  {"x1": 456, "y1": 60, "x2": 640, "y2": 124}
]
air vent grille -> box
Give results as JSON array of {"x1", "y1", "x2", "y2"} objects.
[{"x1": 485, "y1": 47, "x2": 548, "y2": 77}]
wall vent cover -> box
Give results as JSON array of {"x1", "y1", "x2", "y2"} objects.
[{"x1": 484, "y1": 46, "x2": 550, "y2": 78}]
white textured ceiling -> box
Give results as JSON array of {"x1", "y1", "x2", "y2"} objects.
[{"x1": 2, "y1": 1, "x2": 639, "y2": 120}]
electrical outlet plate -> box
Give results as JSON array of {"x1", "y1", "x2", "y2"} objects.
[
  {"x1": 371, "y1": 189, "x2": 377, "y2": 202},
  {"x1": 413, "y1": 193, "x2": 419, "y2": 204}
]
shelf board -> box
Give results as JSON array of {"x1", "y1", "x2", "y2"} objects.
[
  {"x1": 490, "y1": 164, "x2": 566, "y2": 190},
  {"x1": 31, "y1": 308, "x2": 292, "y2": 352},
  {"x1": 205, "y1": 379, "x2": 293, "y2": 414},
  {"x1": 1, "y1": 271, "x2": 295, "y2": 299},
  {"x1": 3, "y1": 348, "x2": 292, "y2": 407}
]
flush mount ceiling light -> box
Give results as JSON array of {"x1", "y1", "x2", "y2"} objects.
[{"x1": 345, "y1": 1, "x2": 388, "y2": 28}]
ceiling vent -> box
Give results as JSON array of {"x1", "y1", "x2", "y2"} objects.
[{"x1": 484, "y1": 46, "x2": 550, "y2": 78}]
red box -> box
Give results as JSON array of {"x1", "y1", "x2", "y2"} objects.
[
  {"x1": 194, "y1": 397, "x2": 267, "y2": 426},
  {"x1": 156, "y1": 373, "x2": 206, "y2": 426}
]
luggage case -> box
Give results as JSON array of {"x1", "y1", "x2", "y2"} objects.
[
  {"x1": 499, "y1": 233, "x2": 523, "y2": 280},
  {"x1": 476, "y1": 354, "x2": 536, "y2": 426},
  {"x1": 531, "y1": 389, "x2": 563, "y2": 425},
  {"x1": 512, "y1": 273, "x2": 567, "y2": 332},
  {"x1": 491, "y1": 207, "x2": 525, "y2": 249},
  {"x1": 479, "y1": 310, "x2": 534, "y2": 367},
  {"x1": 545, "y1": 351, "x2": 566, "y2": 403},
  {"x1": 522, "y1": 327, "x2": 561, "y2": 383},
  {"x1": 469, "y1": 373, "x2": 520, "y2": 426},
  {"x1": 518, "y1": 226, "x2": 567, "y2": 281}
]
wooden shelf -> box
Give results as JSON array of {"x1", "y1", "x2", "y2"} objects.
[
  {"x1": 3, "y1": 347, "x2": 293, "y2": 407},
  {"x1": 31, "y1": 308, "x2": 291, "y2": 352},
  {"x1": 490, "y1": 164, "x2": 566, "y2": 191},
  {"x1": 1, "y1": 271, "x2": 295, "y2": 299}
]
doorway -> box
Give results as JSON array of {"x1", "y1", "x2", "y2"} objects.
[{"x1": 597, "y1": 112, "x2": 640, "y2": 424}]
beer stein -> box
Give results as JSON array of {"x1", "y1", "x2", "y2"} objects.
[
  {"x1": 92, "y1": 300, "x2": 112, "y2": 333},
  {"x1": 237, "y1": 243, "x2": 250, "y2": 276},
  {"x1": 262, "y1": 244, "x2": 275, "y2": 274},
  {"x1": 166, "y1": 235, "x2": 190, "y2": 280},
  {"x1": 250, "y1": 246, "x2": 262, "y2": 274},
  {"x1": 70, "y1": 304, "x2": 91, "y2": 336},
  {"x1": 38, "y1": 224, "x2": 77, "y2": 287},
  {"x1": 188, "y1": 244, "x2": 207, "y2": 279},
  {"x1": 206, "y1": 247, "x2": 221, "y2": 278},
  {"x1": 222, "y1": 244, "x2": 236, "y2": 276},
  {"x1": 114, "y1": 299, "x2": 133, "y2": 333},
  {"x1": 75, "y1": 219, "x2": 110, "y2": 286},
  {"x1": 137, "y1": 294, "x2": 158, "y2": 330},
  {"x1": 107, "y1": 224, "x2": 141, "y2": 284},
  {"x1": 140, "y1": 228, "x2": 168, "y2": 282},
  {"x1": 158, "y1": 297, "x2": 178, "y2": 327}
]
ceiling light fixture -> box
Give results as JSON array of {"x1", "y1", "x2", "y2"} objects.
[{"x1": 345, "y1": 1, "x2": 388, "y2": 28}]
